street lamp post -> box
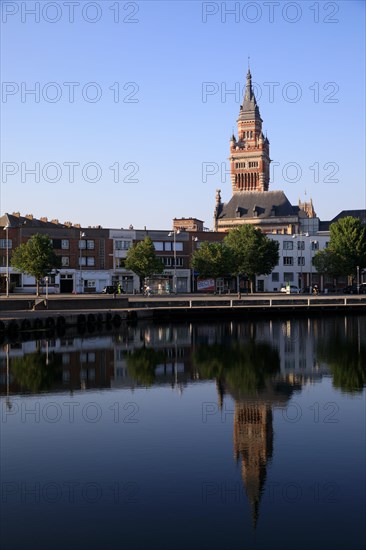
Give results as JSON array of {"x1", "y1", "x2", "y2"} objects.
[
  {"x1": 79, "y1": 231, "x2": 85, "y2": 294},
  {"x1": 356, "y1": 265, "x2": 360, "y2": 294},
  {"x1": 191, "y1": 236, "x2": 198, "y2": 293},
  {"x1": 3, "y1": 225, "x2": 10, "y2": 297},
  {"x1": 292, "y1": 232, "x2": 308, "y2": 291},
  {"x1": 310, "y1": 240, "x2": 317, "y2": 293},
  {"x1": 168, "y1": 229, "x2": 180, "y2": 293}
]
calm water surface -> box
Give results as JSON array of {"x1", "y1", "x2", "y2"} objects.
[{"x1": 1, "y1": 315, "x2": 365, "y2": 550}]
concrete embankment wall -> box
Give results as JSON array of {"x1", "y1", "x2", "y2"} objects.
[
  {"x1": 0, "y1": 297, "x2": 128, "y2": 312},
  {"x1": 1, "y1": 295, "x2": 365, "y2": 341}
]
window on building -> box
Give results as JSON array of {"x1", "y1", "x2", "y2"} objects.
[
  {"x1": 283, "y1": 257, "x2": 293, "y2": 265},
  {"x1": 164, "y1": 242, "x2": 172, "y2": 251},
  {"x1": 0, "y1": 239, "x2": 12, "y2": 249},
  {"x1": 62, "y1": 354, "x2": 70, "y2": 365},
  {"x1": 174, "y1": 242, "x2": 183, "y2": 252},
  {"x1": 62, "y1": 369, "x2": 70, "y2": 381},
  {"x1": 61, "y1": 239, "x2": 69, "y2": 249},
  {"x1": 115, "y1": 258, "x2": 126, "y2": 269},
  {"x1": 52, "y1": 239, "x2": 62, "y2": 249},
  {"x1": 283, "y1": 241, "x2": 293, "y2": 250},
  {"x1": 87, "y1": 280, "x2": 96, "y2": 288},
  {"x1": 297, "y1": 257, "x2": 305, "y2": 266},
  {"x1": 115, "y1": 240, "x2": 131, "y2": 250},
  {"x1": 79, "y1": 239, "x2": 95, "y2": 249},
  {"x1": 311, "y1": 241, "x2": 319, "y2": 251},
  {"x1": 175, "y1": 258, "x2": 183, "y2": 267},
  {"x1": 153, "y1": 242, "x2": 164, "y2": 251},
  {"x1": 61, "y1": 257, "x2": 69, "y2": 267},
  {"x1": 272, "y1": 272, "x2": 279, "y2": 282},
  {"x1": 79, "y1": 257, "x2": 95, "y2": 267},
  {"x1": 163, "y1": 257, "x2": 172, "y2": 267},
  {"x1": 80, "y1": 352, "x2": 96, "y2": 363},
  {"x1": 284, "y1": 272, "x2": 294, "y2": 282},
  {"x1": 297, "y1": 240, "x2": 305, "y2": 250}
]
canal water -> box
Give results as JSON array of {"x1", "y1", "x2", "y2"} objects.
[{"x1": 1, "y1": 315, "x2": 365, "y2": 550}]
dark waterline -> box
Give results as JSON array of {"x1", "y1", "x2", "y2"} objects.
[{"x1": 1, "y1": 315, "x2": 365, "y2": 550}]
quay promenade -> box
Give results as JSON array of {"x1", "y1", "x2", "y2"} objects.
[{"x1": 0, "y1": 293, "x2": 365, "y2": 339}]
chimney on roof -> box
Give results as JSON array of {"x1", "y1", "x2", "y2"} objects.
[
  {"x1": 74, "y1": 223, "x2": 81, "y2": 228},
  {"x1": 64, "y1": 221, "x2": 73, "y2": 227},
  {"x1": 40, "y1": 217, "x2": 48, "y2": 222},
  {"x1": 12, "y1": 212, "x2": 21, "y2": 217},
  {"x1": 25, "y1": 214, "x2": 33, "y2": 220},
  {"x1": 51, "y1": 219, "x2": 59, "y2": 224}
]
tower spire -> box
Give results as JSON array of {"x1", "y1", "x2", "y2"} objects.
[
  {"x1": 230, "y1": 68, "x2": 270, "y2": 193},
  {"x1": 242, "y1": 68, "x2": 257, "y2": 111}
]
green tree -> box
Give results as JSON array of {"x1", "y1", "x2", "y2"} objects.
[
  {"x1": 11, "y1": 234, "x2": 60, "y2": 296},
  {"x1": 125, "y1": 237, "x2": 164, "y2": 289},
  {"x1": 191, "y1": 242, "x2": 233, "y2": 282},
  {"x1": 326, "y1": 216, "x2": 366, "y2": 279},
  {"x1": 224, "y1": 225, "x2": 279, "y2": 292},
  {"x1": 313, "y1": 247, "x2": 344, "y2": 281}
]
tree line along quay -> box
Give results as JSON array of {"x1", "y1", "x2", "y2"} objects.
[{"x1": 0, "y1": 213, "x2": 365, "y2": 298}]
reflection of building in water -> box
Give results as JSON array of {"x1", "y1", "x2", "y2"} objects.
[
  {"x1": 234, "y1": 402, "x2": 273, "y2": 528},
  {"x1": 3, "y1": 316, "x2": 363, "y2": 396},
  {"x1": 220, "y1": 377, "x2": 301, "y2": 529},
  {"x1": 195, "y1": 319, "x2": 331, "y2": 383},
  {"x1": 112, "y1": 324, "x2": 194, "y2": 390},
  {"x1": 0, "y1": 336, "x2": 115, "y2": 394}
]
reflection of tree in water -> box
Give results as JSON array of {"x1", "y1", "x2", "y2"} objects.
[
  {"x1": 193, "y1": 341, "x2": 280, "y2": 393},
  {"x1": 12, "y1": 351, "x2": 62, "y2": 393},
  {"x1": 315, "y1": 316, "x2": 366, "y2": 394},
  {"x1": 317, "y1": 333, "x2": 366, "y2": 394},
  {"x1": 126, "y1": 347, "x2": 165, "y2": 386}
]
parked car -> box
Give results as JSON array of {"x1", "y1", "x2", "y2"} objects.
[
  {"x1": 340, "y1": 285, "x2": 358, "y2": 294},
  {"x1": 340, "y1": 283, "x2": 366, "y2": 294},
  {"x1": 102, "y1": 285, "x2": 126, "y2": 294},
  {"x1": 323, "y1": 285, "x2": 337, "y2": 294},
  {"x1": 102, "y1": 285, "x2": 117, "y2": 294},
  {"x1": 280, "y1": 285, "x2": 300, "y2": 294}
]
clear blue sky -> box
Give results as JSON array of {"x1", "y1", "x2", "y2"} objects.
[{"x1": 1, "y1": 0, "x2": 365, "y2": 229}]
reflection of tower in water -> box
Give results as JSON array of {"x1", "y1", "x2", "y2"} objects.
[{"x1": 233, "y1": 402, "x2": 273, "y2": 528}]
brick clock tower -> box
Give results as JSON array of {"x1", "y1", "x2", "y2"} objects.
[
  {"x1": 214, "y1": 68, "x2": 316, "y2": 233},
  {"x1": 230, "y1": 69, "x2": 270, "y2": 193}
]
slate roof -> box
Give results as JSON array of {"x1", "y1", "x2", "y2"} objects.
[
  {"x1": 318, "y1": 210, "x2": 366, "y2": 232},
  {"x1": 330, "y1": 210, "x2": 366, "y2": 226},
  {"x1": 217, "y1": 191, "x2": 298, "y2": 220},
  {"x1": 0, "y1": 213, "x2": 65, "y2": 229}
]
